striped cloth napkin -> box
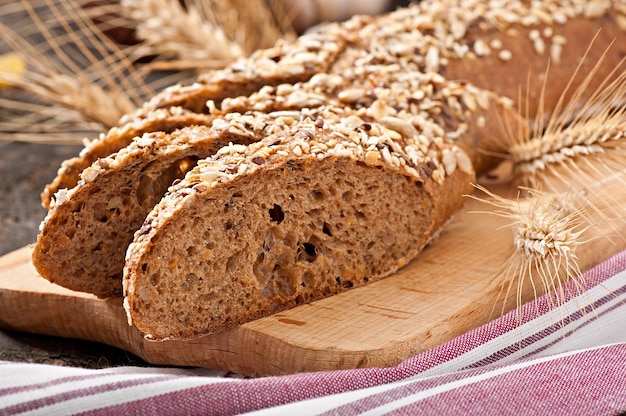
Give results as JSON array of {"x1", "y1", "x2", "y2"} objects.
[{"x1": 2, "y1": 251, "x2": 626, "y2": 416}]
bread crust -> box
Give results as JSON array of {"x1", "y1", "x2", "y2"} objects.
[
  {"x1": 41, "y1": 108, "x2": 216, "y2": 208},
  {"x1": 133, "y1": 0, "x2": 626, "y2": 123}
]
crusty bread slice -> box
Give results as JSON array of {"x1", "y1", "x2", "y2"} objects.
[
  {"x1": 41, "y1": 107, "x2": 215, "y2": 208},
  {"x1": 33, "y1": 124, "x2": 261, "y2": 297},
  {"x1": 123, "y1": 106, "x2": 475, "y2": 340}
]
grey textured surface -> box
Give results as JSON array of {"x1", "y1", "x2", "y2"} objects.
[{"x1": 0, "y1": 141, "x2": 81, "y2": 255}]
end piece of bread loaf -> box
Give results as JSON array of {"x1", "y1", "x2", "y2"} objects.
[
  {"x1": 33, "y1": 124, "x2": 259, "y2": 297},
  {"x1": 41, "y1": 108, "x2": 216, "y2": 208},
  {"x1": 123, "y1": 106, "x2": 474, "y2": 340}
]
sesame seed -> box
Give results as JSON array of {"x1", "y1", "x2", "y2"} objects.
[
  {"x1": 529, "y1": 29, "x2": 541, "y2": 41},
  {"x1": 489, "y1": 39, "x2": 503, "y2": 50},
  {"x1": 473, "y1": 39, "x2": 491, "y2": 56}
]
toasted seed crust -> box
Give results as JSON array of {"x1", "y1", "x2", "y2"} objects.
[{"x1": 41, "y1": 108, "x2": 216, "y2": 208}]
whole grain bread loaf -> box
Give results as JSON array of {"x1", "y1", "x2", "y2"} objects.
[
  {"x1": 122, "y1": 106, "x2": 475, "y2": 340},
  {"x1": 32, "y1": 0, "x2": 626, "y2": 337},
  {"x1": 135, "y1": 0, "x2": 626, "y2": 124},
  {"x1": 33, "y1": 62, "x2": 521, "y2": 298}
]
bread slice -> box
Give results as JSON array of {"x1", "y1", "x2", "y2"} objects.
[
  {"x1": 41, "y1": 107, "x2": 216, "y2": 208},
  {"x1": 122, "y1": 106, "x2": 475, "y2": 340},
  {"x1": 33, "y1": 124, "x2": 261, "y2": 297}
]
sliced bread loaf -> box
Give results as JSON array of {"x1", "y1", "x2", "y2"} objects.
[
  {"x1": 33, "y1": 124, "x2": 261, "y2": 297},
  {"x1": 122, "y1": 106, "x2": 475, "y2": 340}
]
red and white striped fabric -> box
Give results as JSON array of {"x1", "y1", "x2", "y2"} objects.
[{"x1": 2, "y1": 250, "x2": 626, "y2": 416}]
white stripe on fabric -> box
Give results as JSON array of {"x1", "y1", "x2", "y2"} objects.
[
  {"x1": 0, "y1": 363, "x2": 231, "y2": 392},
  {"x1": 414, "y1": 269, "x2": 626, "y2": 379},
  {"x1": 356, "y1": 344, "x2": 616, "y2": 416},
  {"x1": 521, "y1": 293, "x2": 626, "y2": 362},
  {"x1": 243, "y1": 375, "x2": 420, "y2": 416},
  {"x1": 0, "y1": 372, "x2": 165, "y2": 407},
  {"x1": 245, "y1": 343, "x2": 620, "y2": 416},
  {"x1": 14, "y1": 376, "x2": 227, "y2": 416},
  {"x1": 0, "y1": 364, "x2": 237, "y2": 415}
]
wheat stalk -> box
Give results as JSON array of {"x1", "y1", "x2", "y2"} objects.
[
  {"x1": 468, "y1": 181, "x2": 617, "y2": 325},
  {"x1": 0, "y1": 0, "x2": 294, "y2": 144},
  {"x1": 117, "y1": 0, "x2": 295, "y2": 72},
  {"x1": 507, "y1": 40, "x2": 626, "y2": 193},
  {"x1": 0, "y1": 0, "x2": 157, "y2": 142},
  {"x1": 471, "y1": 58, "x2": 626, "y2": 321}
]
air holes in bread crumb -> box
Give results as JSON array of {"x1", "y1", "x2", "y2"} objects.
[
  {"x1": 301, "y1": 242, "x2": 317, "y2": 262},
  {"x1": 322, "y1": 222, "x2": 332, "y2": 236},
  {"x1": 275, "y1": 272, "x2": 297, "y2": 297},
  {"x1": 269, "y1": 204, "x2": 285, "y2": 223},
  {"x1": 181, "y1": 273, "x2": 197, "y2": 292},
  {"x1": 148, "y1": 273, "x2": 159, "y2": 286},
  {"x1": 309, "y1": 189, "x2": 324, "y2": 200},
  {"x1": 93, "y1": 203, "x2": 108, "y2": 222},
  {"x1": 226, "y1": 253, "x2": 239, "y2": 273},
  {"x1": 336, "y1": 276, "x2": 353, "y2": 288}
]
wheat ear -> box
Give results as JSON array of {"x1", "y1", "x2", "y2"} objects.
[
  {"x1": 117, "y1": 0, "x2": 294, "y2": 72},
  {"x1": 0, "y1": 0, "x2": 155, "y2": 143},
  {"x1": 467, "y1": 176, "x2": 624, "y2": 326},
  {"x1": 508, "y1": 39, "x2": 626, "y2": 194}
]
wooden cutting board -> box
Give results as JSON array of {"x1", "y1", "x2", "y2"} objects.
[{"x1": 0, "y1": 172, "x2": 623, "y2": 377}]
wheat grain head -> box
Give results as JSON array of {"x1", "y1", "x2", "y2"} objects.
[
  {"x1": 0, "y1": 0, "x2": 156, "y2": 142},
  {"x1": 507, "y1": 40, "x2": 626, "y2": 194},
  {"x1": 468, "y1": 178, "x2": 623, "y2": 326}
]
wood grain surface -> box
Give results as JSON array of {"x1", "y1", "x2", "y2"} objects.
[{"x1": 0, "y1": 171, "x2": 624, "y2": 377}]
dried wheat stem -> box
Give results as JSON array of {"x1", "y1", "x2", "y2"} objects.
[
  {"x1": 120, "y1": 0, "x2": 243, "y2": 68},
  {"x1": 508, "y1": 39, "x2": 626, "y2": 192},
  {"x1": 468, "y1": 183, "x2": 611, "y2": 321},
  {"x1": 0, "y1": 1, "x2": 160, "y2": 142}
]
